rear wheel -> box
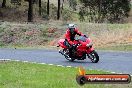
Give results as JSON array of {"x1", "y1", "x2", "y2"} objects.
[
  {"x1": 87, "y1": 50, "x2": 99, "y2": 63},
  {"x1": 65, "y1": 58, "x2": 75, "y2": 62},
  {"x1": 69, "y1": 58, "x2": 75, "y2": 62},
  {"x1": 63, "y1": 49, "x2": 75, "y2": 61}
]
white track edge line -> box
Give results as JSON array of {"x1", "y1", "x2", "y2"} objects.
[{"x1": 0, "y1": 59, "x2": 132, "y2": 76}]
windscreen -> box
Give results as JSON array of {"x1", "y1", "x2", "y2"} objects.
[{"x1": 78, "y1": 36, "x2": 86, "y2": 42}]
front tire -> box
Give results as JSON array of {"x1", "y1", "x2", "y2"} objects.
[{"x1": 88, "y1": 50, "x2": 99, "y2": 63}]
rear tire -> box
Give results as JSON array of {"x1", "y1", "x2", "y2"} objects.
[
  {"x1": 63, "y1": 49, "x2": 75, "y2": 62},
  {"x1": 69, "y1": 58, "x2": 75, "y2": 62},
  {"x1": 88, "y1": 50, "x2": 99, "y2": 63}
]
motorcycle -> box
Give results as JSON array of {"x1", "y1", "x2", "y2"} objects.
[{"x1": 57, "y1": 35, "x2": 99, "y2": 63}]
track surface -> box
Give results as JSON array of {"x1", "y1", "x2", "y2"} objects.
[{"x1": 0, "y1": 48, "x2": 132, "y2": 74}]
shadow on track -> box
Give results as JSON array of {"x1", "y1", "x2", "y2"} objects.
[{"x1": 61, "y1": 60, "x2": 97, "y2": 64}]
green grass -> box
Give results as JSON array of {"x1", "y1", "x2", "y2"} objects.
[
  {"x1": 0, "y1": 61, "x2": 131, "y2": 88},
  {"x1": 97, "y1": 44, "x2": 132, "y2": 51}
]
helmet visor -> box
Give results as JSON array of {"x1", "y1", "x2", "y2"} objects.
[{"x1": 69, "y1": 28, "x2": 75, "y2": 34}]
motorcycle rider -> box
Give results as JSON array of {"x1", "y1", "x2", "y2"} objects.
[{"x1": 65, "y1": 24, "x2": 87, "y2": 60}]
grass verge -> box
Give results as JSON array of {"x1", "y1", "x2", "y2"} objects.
[
  {"x1": 0, "y1": 22, "x2": 132, "y2": 51},
  {"x1": 97, "y1": 44, "x2": 132, "y2": 51},
  {"x1": 1, "y1": 44, "x2": 132, "y2": 51},
  {"x1": 0, "y1": 61, "x2": 131, "y2": 88}
]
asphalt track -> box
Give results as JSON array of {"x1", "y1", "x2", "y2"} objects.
[{"x1": 0, "y1": 48, "x2": 132, "y2": 74}]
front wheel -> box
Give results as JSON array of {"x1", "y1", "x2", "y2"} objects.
[{"x1": 87, "y1": 50, "x2": 99, "y2": 63}]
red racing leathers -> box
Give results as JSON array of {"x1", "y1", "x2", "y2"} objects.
[{"x1": 65, "y1": 28, "x2": 84, "y2": 45}]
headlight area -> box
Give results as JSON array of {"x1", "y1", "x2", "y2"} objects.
[{"x1": 86, "y1": 42, "x2": 93, "y2": 48}]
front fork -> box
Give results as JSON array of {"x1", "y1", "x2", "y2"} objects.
[{"x1": 87, "y1": 50, "x2": 96, "y2": 60}]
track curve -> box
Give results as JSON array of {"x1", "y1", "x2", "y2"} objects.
[{"x1": 0, "y1": 48, "x2": 132, "y2": 74}]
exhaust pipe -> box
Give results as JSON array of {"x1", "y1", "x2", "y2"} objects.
[{"x1": 59, "y1": 50, "x2": 69, "y2": 58}]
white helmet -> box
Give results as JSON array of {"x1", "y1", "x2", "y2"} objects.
[{"x1": 68, "y1": 24, "x2": 76, "y2": 29}]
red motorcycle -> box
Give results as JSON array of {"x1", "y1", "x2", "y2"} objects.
[{"x1": 57, "y1": 36, "x2": 99, "y2": 63}]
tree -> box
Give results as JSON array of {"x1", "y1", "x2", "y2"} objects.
[
  {"x1": 79, "y1": 0, "x2": 131, "y2": 23},
  {"x1": 47, "y1": 0, "x2": 49, "y2": 15},
  {"x1": 57, "y1": 0, "x2": 61, "y2": 20},
  {"x1": 39, "y1": 0, "x2": 41, "y2": 15},
  {"x1": 2, "y1": 0, "x2": 6, "y2": 8},
  {"x1": 61, "y1": 0, "x2": 64, "y2": 10},
  {"x1": 28, "y1": 0, "x2": 33, "y2": 22}
]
